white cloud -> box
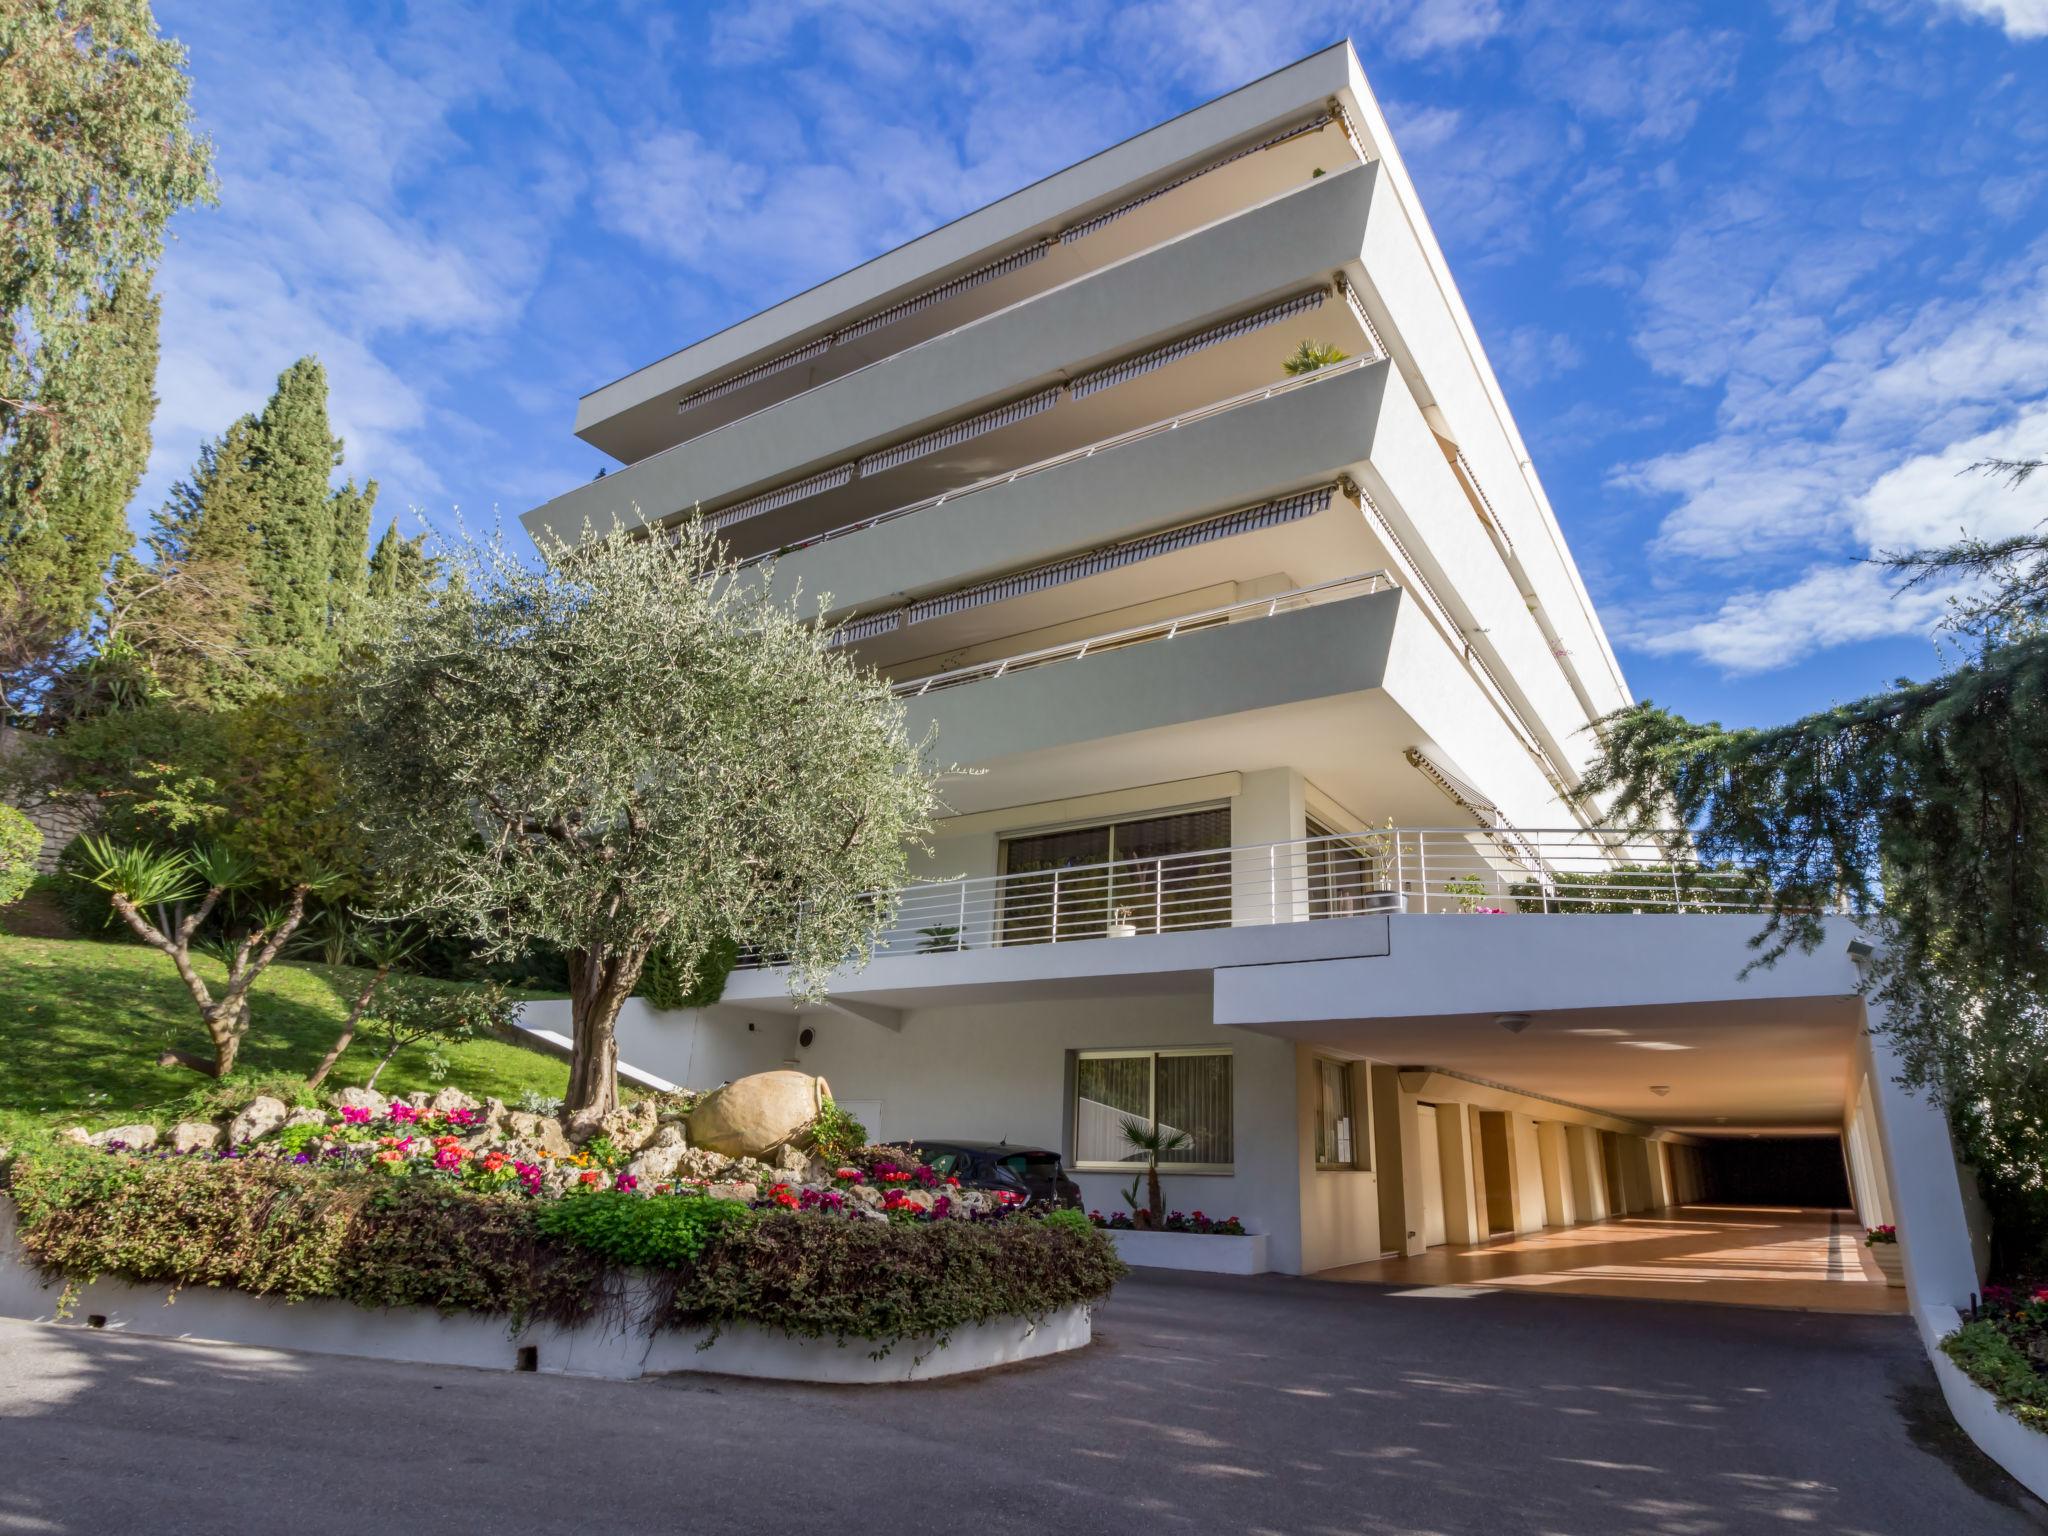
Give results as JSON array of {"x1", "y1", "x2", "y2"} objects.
[
  {"x1": 1634, "y1": 561, "x2": 1954, "y2": 673},
  {"x1": 1928, "y1": 0, "x2": 2048, "y2": 37}
]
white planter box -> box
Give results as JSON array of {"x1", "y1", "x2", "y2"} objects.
[
  {"x1": 1108, "y1": 1228, "x2": 1268, "y2": 1275},
  {"x1": 1924, "y1": 1304, "x2": 2048, "y2": 1502},
  {"x1": 0, "y1": 1201, "x2": 1089, "y2": 1383}
]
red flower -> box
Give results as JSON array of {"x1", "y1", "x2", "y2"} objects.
[{"x1": 577, "y1": 1170, "x2": 601, "y2": 1187}]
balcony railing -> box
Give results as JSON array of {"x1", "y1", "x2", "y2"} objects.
[
  {"x1": 892, "y1": 571, "x2": 1396, "y2": 698},
  {"x1": 735, "y1": 828, "x2": 1771, "y2": 970}
]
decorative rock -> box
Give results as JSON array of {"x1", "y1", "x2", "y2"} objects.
[
  {"x1": 89, "y1": 1122, "x2": 158, "y2": 1152},
  {"x1": 687, "y1": 1071, "x2": 832, "y2": 1159},
  {"x1": 332, "y1": 1086, "x2": 388, "y2": 1115},
  {"x1": 430, "y1": 1087, "x2": 478, "y2": 1115},
  {"x1": 228, "y1": 1096, "x2": 289, "y2": 1144},
  {"x1": 59, "y1": 1126, "x2": 91, "y2": 1146},
  {"x1": 848, "y1": 1183, "x2": 883, "y2": 1210},
  {"x1": 593, "y1": 1099, "x2": 660, "y2": 1152},
  {"x1": 627, "y1": 1144, "x2": 688, "y2": 1184},
  {"x1": 506, "y1": 1113, "x2": 572, "y2": 1158},
  {"x1": 649, "y1": 1124, "x2": 687, "y2": 1151},
  {"x1": 170, "y1": 1121, "x2": 222, "y2": 1154},
  {"x1": 282, "y1": 1108, "x2": 326, "y2": 1130},
  {"x1": 705, "y1": 1180, "x2": 758, "y2": 1202},
  {"x1": 896, "y1": 1188, "x2": 935, "y2": 1212}
]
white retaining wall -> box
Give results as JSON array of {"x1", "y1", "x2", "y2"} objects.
[{"x1": 0, "y1": 1202, "x2": 1089, "y2": 1384}]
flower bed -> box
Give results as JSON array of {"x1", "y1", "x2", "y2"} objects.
[
  {"x1": 1090, "y1": 1209, "x2": 1247, "y2": 1235},
  {"x1": 1942, "y1": 1287, "x2": 2048, "y2": 1433},
  {"x1": 0, "y1": 1095, "x2": 1124, "y2": 1362}
]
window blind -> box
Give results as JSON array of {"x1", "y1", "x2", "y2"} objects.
[
  {"x1": 836, "y1": 241, "x2": 1055, "y2": 342},
  {"x1": 707, "y1": 463, "x2": 854, "y2": 532},
  {"x1": 677, "y1": 337, "x2": 832, "y2": 414},
  {"x1": 1068, "y1": 289, "x2": 1328, "y2": 400},
  {"x1": 1059, "y1": 111, "x2": 1341, "y2": 245},
  {"x1": 900, "y1": 485, "x2": 1334, "y2": 626},
  {"x1": 855, "y1": 386, "x2": 1063, "y2": 478}
]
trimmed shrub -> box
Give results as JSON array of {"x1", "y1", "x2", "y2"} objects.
[
  {"x1": 534, "y1": 1191, "x2": 750, "y2": 1268},
  {"x1": 671, "y1": 1209, "x2": 1126, "y2": 1347},
  {"x1": 4, "y1": 1146, "x2": 1124, "y2": 1350},
  {"x1": 0, "y1": 807, "x2": 39, "y2": 907}
]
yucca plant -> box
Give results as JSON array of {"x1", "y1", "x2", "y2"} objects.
[
  {"x1": 73, "y1": 835, "x2": 331, "y2": 1078},
  {"x1": 1119, "y1": 1116, "x2": 1193, "y2": 1228}
]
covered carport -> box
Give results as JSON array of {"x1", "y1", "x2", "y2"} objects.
[{"x1": 1214, "y1": 916, "x2": 1961, "y2": 1312}]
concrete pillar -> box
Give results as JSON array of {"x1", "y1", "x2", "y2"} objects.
[
  {"x1": 1566, "y1": 1126, "x2": 1606, "y2": 1220},
  {"x1": 1465, "y1": 1106, "x2": 1493, "y2": 1240},
  {"x1": 1370, "y1": 1066, "x2": 1429, "y2": 1255},
  {"x1": 1436, "y1": 1102, "x2": 1484, "y2": 1244},
  {"x1": 1231, "y1": 768, "x2": 1306, "y2": 925},
  {"x1": 1859, "y1": 1007, "x2": 1983, "y2": 1319},
  {"x1": 1537, "y1": 1121, "x2": 1576, "y2": 1227},
  {"x1": 1509, "y1": 1114, "x2": 1547, "y2": 1234}
]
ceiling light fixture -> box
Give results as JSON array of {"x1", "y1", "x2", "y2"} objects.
[
  {"x1": 1649, "y1": 1085, "x2": 1671, "y2": 1096},
  {"x1": 1618, "y1": 1040, "x2": 1691, "y2": 1051},
  {"x1": 1495, "y1": 1013, "x2": 1533, "y2": 1034}
]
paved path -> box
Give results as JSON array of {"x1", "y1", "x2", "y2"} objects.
[
  {"x1": 0, "y1": 1271, "x2": 2037, "y2": 1535},
  {"x1": 1322, "y1": 1206, "x2": 1908, "y2": 1314}
]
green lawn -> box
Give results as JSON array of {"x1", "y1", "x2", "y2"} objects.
[{"x1": 0, "y1": 934, "x2": 568, "y2": 1125}]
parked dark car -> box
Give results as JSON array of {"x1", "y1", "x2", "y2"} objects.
[{"x1": 906, "y1": 1141, "x2": 1083, "y2": 1210}]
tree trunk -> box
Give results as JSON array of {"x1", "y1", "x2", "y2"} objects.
[
  {"x1": 563, "y1": 944, "x2": 647, "y2": 1134},
  {"x1": 307, "y1": 965, "x2": 391, "y2": 1089},
  {"x1": 1146, "y1": 1159, "x2": 1164, "y2": 1222},
  {"x1": 365, "y1": 1041, "x2": 404, "y2": 1092}
]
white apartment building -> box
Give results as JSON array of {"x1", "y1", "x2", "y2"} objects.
[{"x1": 522, "y1": 44, "x2": 1978, "y2": 1308}]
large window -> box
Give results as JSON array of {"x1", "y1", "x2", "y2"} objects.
[
  {"x1": 1314, "y1": 1058, "x2": 1361, "y2": 1169},
  {"x1": 1001, "y1": 808, "x2": 1230, "y2": 943},
  {"x1": 1306, "y1": 816, "x2": 1378, "y2": 920},
  {"x1": 1073, "y1": 1050, "x2": 1233, "y2": 1171}
]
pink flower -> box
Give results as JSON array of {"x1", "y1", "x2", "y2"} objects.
[{"x1": 339, "y1": 1107, "x2": 371, "y2": 1125}]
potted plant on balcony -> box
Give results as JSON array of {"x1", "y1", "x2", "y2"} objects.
[
  {"x1": 918, "y1": 924, "x2": 962, "y2": 952},
  {"x1": 1867, "y1": 1224, "x2": 1904, "y2": 1287},
  {"x1": 1107, "y1": 906, "x2": 1138, "y2": 939}
]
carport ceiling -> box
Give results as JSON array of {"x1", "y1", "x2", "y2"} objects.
[{"x1": 1253, "y1": 996, "x2": 1863, "y2": 1132}]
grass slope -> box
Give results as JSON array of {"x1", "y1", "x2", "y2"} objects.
[{"x1": 0, "y1": 935, "x2": 567, "y2": 1122}]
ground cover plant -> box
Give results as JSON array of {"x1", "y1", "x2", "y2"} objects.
[{"x1": 1944, "y1": 1285, "x2": 2048, "y2": 1433}]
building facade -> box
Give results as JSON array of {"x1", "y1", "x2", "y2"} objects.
[{"x1": 522, "y1": 44, "x2": 1978, "y2": 1300}]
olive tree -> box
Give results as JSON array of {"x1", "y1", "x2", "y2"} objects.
[{"x1": 333, "y1": 520, "x2": 935, "y2": 1131}]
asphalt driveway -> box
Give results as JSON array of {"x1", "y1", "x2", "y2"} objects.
[{"x1": 0, "y1": 1271, "x2": 2037, "y2": 1536}]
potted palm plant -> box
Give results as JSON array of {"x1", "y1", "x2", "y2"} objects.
[
  {"x1": 1107, "y1": 906, "x2": 1138, "y2": 938},
  {"x1": 1119, "y1": 1116, "x2": 1191, "y2": 1228}
]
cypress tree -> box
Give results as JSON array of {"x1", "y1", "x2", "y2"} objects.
[
  {"x1": 0, "y1": 272, "x2": 161, "y2": 705},
  {"x1": 242, "y1": 357, "x2": 343, "y2": 677},
  {"x1": 365, "y1": 522, "x2": 434, "y2": 605},
  {"x1": 326, "y1": 477, "x2": 378, "y2": 639}
]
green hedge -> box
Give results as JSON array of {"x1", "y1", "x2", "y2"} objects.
[
  {"x1": 1943, "y1": 1321, "x2": 2048, "y2": 1431},
  {"x1": 671, "y1": 1209, "x2": 1127, "y2": 1347},
  {"x1": 6, "y1": 1148, "x2": 604, "y2": 1326},
  {"x1": 3, "y1": 1146, "x2": 1125, "y2": 1346}
]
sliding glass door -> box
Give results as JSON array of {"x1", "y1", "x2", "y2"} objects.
[{"x1": 1000, "y1": 807, "x2": 1230, "y2": 943}]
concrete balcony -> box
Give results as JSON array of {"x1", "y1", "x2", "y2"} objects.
[
  {"x1": 521, "y1": 163, "x2": 1381, "y2": 550},
  {"x1": 751, "y1": 358, "x2": 1392, "y2": 628}
]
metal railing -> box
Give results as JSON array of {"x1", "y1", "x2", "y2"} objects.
[
  {"x1": 892, "y1": 571, "x2": 1396, "y2": 698},
  {"x1": 734, "y1": 357, "x2": 1373, "y2": 572},
  {"x1": 734, "y1": 827, "x2": 1773, "y2": 970}
]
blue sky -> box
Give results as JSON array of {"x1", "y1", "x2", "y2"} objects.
[{"x1": 144, "y1": 0, "x2": 2048, "y2": 728}]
